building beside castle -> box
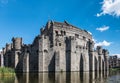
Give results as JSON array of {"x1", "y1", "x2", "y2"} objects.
[
  {"x1": 109, "y1": 55, "x2": 120, "y2": 68},
  {"x1": 0, "y1": 21, "x2": 109, "y2": 72}
]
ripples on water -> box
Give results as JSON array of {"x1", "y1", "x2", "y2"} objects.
[{"x1": 0, "y1": 71, "x2": 120, "y2": 83}]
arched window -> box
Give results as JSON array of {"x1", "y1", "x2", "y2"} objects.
[{"x1": 44, "y1": 49, "x2": 48, "y2": 53}]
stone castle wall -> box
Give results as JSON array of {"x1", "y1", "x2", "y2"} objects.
[{"x1": 0, "y1": 21, "x2": 109, "y2": 72}]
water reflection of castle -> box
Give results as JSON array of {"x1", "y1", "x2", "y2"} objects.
[
  {"x1": 0, "y1": 71, "x2": 110, "y2": 83},
  {"x1": 0, "y1": 21, "x2": 109, "y2": 72}
]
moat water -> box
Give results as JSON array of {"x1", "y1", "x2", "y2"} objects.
[{"x1": 0, "y1": 71, "x2": 120, "y2": 83}]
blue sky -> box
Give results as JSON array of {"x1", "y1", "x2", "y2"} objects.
[{"x1": 0, "y1": 0, "x2": 120, "y2": 56}]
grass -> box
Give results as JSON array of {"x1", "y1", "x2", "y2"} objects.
[
  {"x1": 0, "y1": 67, "x2": 15, "y2": 76},
  {"x1": 110, "y1": 68, "x2": 120, "y2": 71}
]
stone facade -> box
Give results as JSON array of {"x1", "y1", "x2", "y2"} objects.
[
  {"x1": 0, "y1": 21, "x2": 109, "y2": 72},
  {"x1": 109, "y1": 55, "x2": 120, "y2": 68}
]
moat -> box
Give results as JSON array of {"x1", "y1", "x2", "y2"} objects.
[{"x1": 0, "y1": 71, "x2": 120, "y2": 83}]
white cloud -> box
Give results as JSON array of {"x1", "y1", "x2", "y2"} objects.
[
  {"x1": 111, "y1": 54, "x2": 120, "y2": 58},
  {"x1": 96, "y1": 13, "x2": 102, "y2": 17},
  {"x1": 117, "y1": 54, "x2": 120, "y2": 58},
  {"x1": 96, "y1": 25, "x2": 109, "y2": 32},
  {"x1": 88, "y1": 31, "x2": 92, "y2": 35},
  {"x1": 92, "y1": 38, "x2": 97, "y2": 43},
  {"x1": 95, "y1": 40, "x2": 111, "y2": 47},
  {"x1": 0, "y1": 49, "x2": 2, "y2": 53},
  {"x1": 97, "y1": 0, "x2": 120, "y2": 17}
]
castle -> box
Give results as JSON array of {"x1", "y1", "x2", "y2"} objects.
[{"x1": 0, "y1": 21, "x2": 109, "y2": 72}]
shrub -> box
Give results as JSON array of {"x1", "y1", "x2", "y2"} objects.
[{"x1": 0, "y1": 67, "x2": 15, "y2": 76}]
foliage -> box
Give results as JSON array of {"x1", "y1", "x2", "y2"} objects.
[
  {"x1": 110, "y1": 68, "x2": 120, "y2": 71},
  {"x1": 0, "y1": 67, "x2": 15, "y2": 76}
]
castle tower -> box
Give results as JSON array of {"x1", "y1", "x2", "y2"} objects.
[
  {"x1": 12, "y1": 37, "x2": 22, "y2": 68},
  {"x1": 23, "y1": 46, "x2": 29, "y2": 73},
  {"x1": 97, "y1": 46, "x2": 103, "y2": 71},
  {"x1": 55, "y1": 34, "x2": 66, "y2": 72},
  {"x1": 38, "y1": 35, "x2": 45, "y2": 72},
  {"x1": 88, "y1": 40, "x2": 95, "y2": 71},
  {"x1": 70, "y1": 36, "x2": 77, "y2": 71},
  {"x1": 12, "y1": 37, "x2": 22, "y2": 50},
  {"x1": 5, "y1": 43, "x2": 12, "y2": 67},
  {"x1": 103, "y1": 49, "x2": 109, "y2": 71}
]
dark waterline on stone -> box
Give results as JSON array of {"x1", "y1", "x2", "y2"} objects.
[{"x1": 0, "y1": 71, "x2": 120, "y2": 83}]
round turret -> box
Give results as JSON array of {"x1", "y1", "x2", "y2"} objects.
[{"x1": 12, "y1": 37, "x2": 22, "y2": 50}]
